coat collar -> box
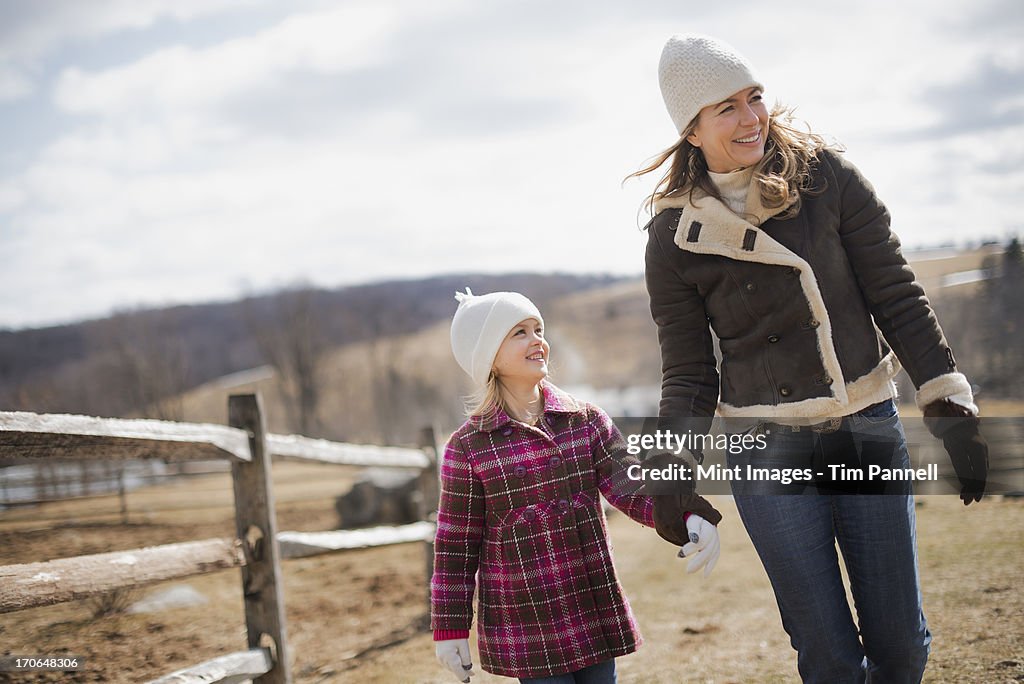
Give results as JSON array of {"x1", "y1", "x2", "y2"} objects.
[
  {"x1": 654, "y1": 177, "x2": 797, "y2": 230},
  {"x1": 469, "y1": 381, "x2": 583, "y2": 432}
]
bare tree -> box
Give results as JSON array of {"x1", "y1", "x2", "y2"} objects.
[
  {"x1": 95, "y1": 310, "x2": 190, "y2": 421},
  {"x1": 246, "y1": 286, "x2": 327, "y2": 437}
]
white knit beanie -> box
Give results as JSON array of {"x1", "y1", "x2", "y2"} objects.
[
  {"x1": 450, "y1": 288, "x2": 544, "y2": 386},
  {"x1": 659, "y1": 34, "x2": 763, "y2": 135}
]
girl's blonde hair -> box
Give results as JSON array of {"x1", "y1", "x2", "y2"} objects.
[
  {"x1": 628, "y1": 104, "x2": 836, "y2": 221},
  {"x1": 465, "y1": 372, "x2": 548, "y2": 419},
  {"x1": 466, "y1": 371, "x2": 506, "y2": 418}
]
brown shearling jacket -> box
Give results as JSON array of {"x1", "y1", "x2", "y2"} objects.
[{"x1": 644, "y1": 149, "x2": 973, "y2": 429}]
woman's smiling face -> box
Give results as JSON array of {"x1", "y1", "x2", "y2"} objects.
[{"x1": 687, "y1": 86, "x2": 769, "y2": 173}]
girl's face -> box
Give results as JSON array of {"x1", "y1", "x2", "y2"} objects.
[
  {"x1": 492, "y1": 318, "x2": 549, "y2": 385},
  {"x1": 686, "y1": 86, "x2": 769, "y2": 173}
]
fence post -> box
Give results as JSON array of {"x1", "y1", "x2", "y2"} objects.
[
  {"x1": 417, "y1": 425, "x2": 439, "y2": 614},
  {"x1": 228, "y1": 393, "x2": 292, "y2": 684}
]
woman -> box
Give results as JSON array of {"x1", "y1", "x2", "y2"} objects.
[
  {"x1": 634, "y1": 34, "x2": 989, "y2": 683},
  {"x1": 431, "y1": 288, "x2": 721, "y2": 683}
]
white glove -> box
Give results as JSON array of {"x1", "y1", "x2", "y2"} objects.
[
  {"x1": 678, "y1": 514, "x2": 720, "y2": 577},
  {"x1": 435, "y1": 638, "x2": 475, "y2": 682}
]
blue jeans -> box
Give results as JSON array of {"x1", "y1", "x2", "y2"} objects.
[
  {"x1": 727, "y1": 401, "x2": 931, "y2": 683},
  {"x1": 519, "y1": 659, "x2": 616, "y2": 684}
]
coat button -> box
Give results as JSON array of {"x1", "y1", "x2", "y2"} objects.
[
  {"x1": 779, "y1": 386, "x2": 792, "y2": 397},
  {"x1": 816, "y1": 374, "x2": 834, "y2": 386},
  {"x1": 522, "y1": 508, "x2": 536, "y2": 521},
  {"x1": 545, "y1": 416, "x2": 554, "y2": 426},
  {"x1": 514, "y1": 465, "x2": 527, "y2": 478},
  {"x1": 549, "y1": 456, "x2": 561, "y2": 469},
  {"x1": 807, "y1": 318, "x2": 820, "y2": 329},
  {"x1": 502, "y1": 428, "x2": 513, "y2": 436},
  {"x1": 768, "y1": 334, "x2": 780, "y2": 344},
  {"x1": 745, "y1": 282, "x2": 756, "y2": 293},
  {"x1": 790, "y1": 267, "x2": 801, "y2": 276},
  {"x1": 558, "y1": 499, "x2": 570, "y2": 513}
]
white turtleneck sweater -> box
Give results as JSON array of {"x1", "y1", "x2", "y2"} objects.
[{"x1": 708, "y1": 165, "x2": 756, "y2": 217}]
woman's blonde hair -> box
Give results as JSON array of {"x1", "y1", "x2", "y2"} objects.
[{"x1": 628, "y1": 103, "x2": 836, "y2": 220}]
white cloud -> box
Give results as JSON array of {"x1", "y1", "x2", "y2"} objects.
[
  {"x1": 0, "y1": 0, "x2": 268, "y2": 104},
  {"x1": 52, "y1": 4, "x2": 404, "y2": 116},
  {"x1": 0, "y1": 0, "x2": 266, "y2": 59},
  {"x1": 0, "y1": 65, "x2": 34, "y2": 101},
  {"x1": 0, "y1": 0, "x2": 1021, "y2": 328}
]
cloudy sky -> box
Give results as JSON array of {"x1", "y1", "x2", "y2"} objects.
[{"x1": 1, "y1": 0, "x2": 1021, "y2": 329}]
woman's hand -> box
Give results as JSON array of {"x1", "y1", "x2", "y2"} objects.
[
  {"x1": 923, "y1": 398, "x2": 988, "y2": 505},
  {"x1": 435, "y1": 638, "x2": 475, "y2": 682},
  {"x1": 679, "y1": 514, "x2": 720, "y2": 577}
]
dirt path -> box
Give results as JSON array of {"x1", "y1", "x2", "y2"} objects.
[{"x1": 1, "y1": 465, "x2": 1022, "y2": 683}]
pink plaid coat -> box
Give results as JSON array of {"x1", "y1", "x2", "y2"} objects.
[{"x1": 430, "y1": 382, "x2": 657, "y2": 679}]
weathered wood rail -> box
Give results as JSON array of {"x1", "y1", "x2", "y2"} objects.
[{"x1": 0, "y1": 394, "x2": 439, "y2": 684}]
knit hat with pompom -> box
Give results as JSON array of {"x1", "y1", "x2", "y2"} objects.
[{"x1": 450, "y1": 288, "x2": 544, "y2": 385}]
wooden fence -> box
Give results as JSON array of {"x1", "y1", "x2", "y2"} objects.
[{"x1": 0, "y1": 393, "x2": 439, "y2": 684}]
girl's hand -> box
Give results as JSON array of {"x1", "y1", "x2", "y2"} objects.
[
  {"x1": 435, "y1": 638, "x2": 475, "y2": 682},
  {"x1": 679, "y1": 514, "x2": 720, "y2": 577}
]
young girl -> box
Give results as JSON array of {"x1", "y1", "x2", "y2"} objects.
[{"x1": 431, "y1": 288, "x2": 722, "y2": 684}]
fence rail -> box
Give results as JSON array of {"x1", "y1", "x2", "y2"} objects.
[
  {"x1": 0, "y1": 538, "x2": 246, "y2": 612},
  {"x1": 0, "y1": 410, "x2": 432, "y2": 468},
  {"x1": 0, "y1": 395, "x2": 439, "y2": 684},
  {"x1": 149, "y1": 648, "x2": 274, "y2": 684}
]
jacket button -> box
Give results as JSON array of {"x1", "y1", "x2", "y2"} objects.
[
  {"x1": 549, "y1": 456, "x2": 561, "y2": 469},
  {"x1": 768, "y1": 334, "x2": 780, "y2": 344},
  {"x1": 522, "y1": 508, "x2": 536, "y2": 521},
  {"x1": 502, "y1": 428, "x2": 513, "y2": 436},
  {"x1": 779, "y1": 386, "x2": 792, "y2": 397},
  {"x1": 545, "y1": 416, "x2": 554, "y2": 426},
  {"x1": 745, "y1": 282, "x2": 756, "y2": 292},
  {"x1": 816, "y1": 374, "x2": 834, "y2": 386},
  {"x1": 514, "y1": 465, "x2": 527, "y2": 478},
  {"x1": 558, "y1": 499, "x2": 570, "y2": 512},
  {"x1": 790, "y1": 267, "x2": 801, "y2": 276},
  {"x1": 808, "y1": 319, "x2": 820, "y2": 329}
]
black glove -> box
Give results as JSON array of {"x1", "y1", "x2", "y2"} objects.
[
  {"x1": 653, "y1": 491, "x2": 723, "y2": 546},
  {"x1": 924, "y1": 400, "x2": 988, "y2": 505},
  {"x1": 943, "y1": 420, "x2": 988, "y2": 505},
  {"x1": 643, "y1": 452, "x2": 722, "y2": 546}
]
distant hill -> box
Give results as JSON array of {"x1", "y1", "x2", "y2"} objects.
[
  {"x1": 0, "y1": 273, "x2": 623, "y2": 419},
  {"x1": 2, "y1": 242, "x2": 1017, "y2": 445}
]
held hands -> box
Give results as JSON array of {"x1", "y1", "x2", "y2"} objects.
[
  {"x1": 435, "y1": 638, "x2": 475, "y2": 683},
  {"x1": 678, "y1": 514, "x2": 720, "y2": 577}
]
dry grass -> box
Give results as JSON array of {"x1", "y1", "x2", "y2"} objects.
[{"x1": 2, "y1": 461, "x2": 1022, "y2": 683}]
